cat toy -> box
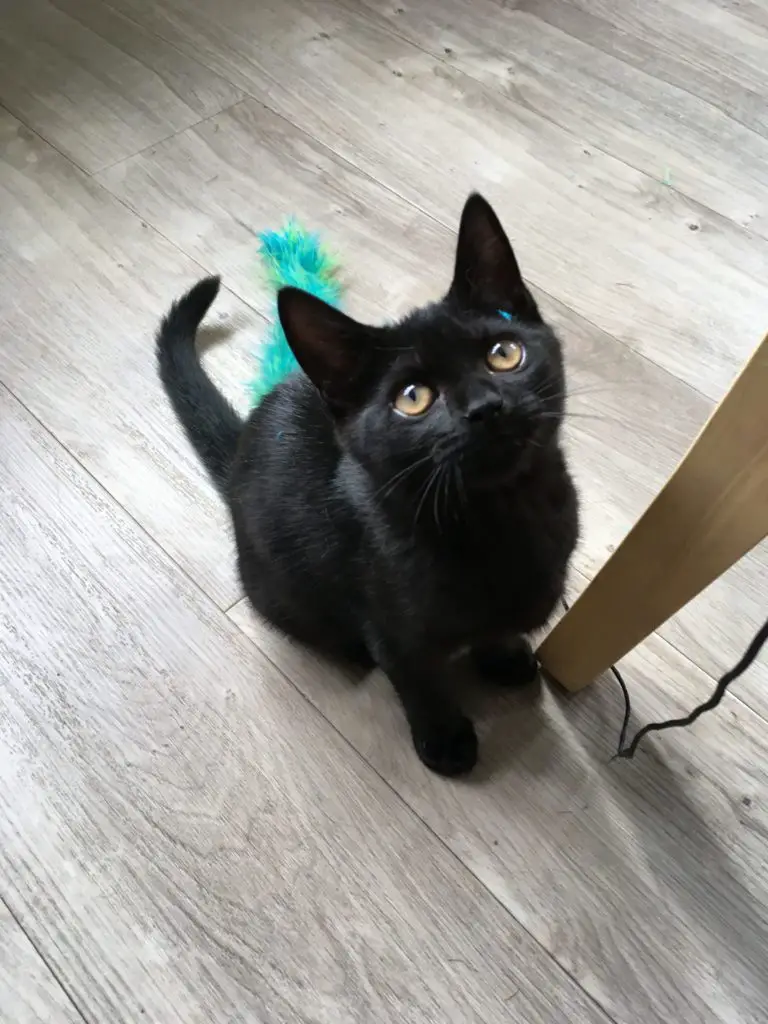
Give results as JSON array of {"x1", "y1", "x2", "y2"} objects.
[
  {"x1": 247, "y1": 219, "x2": 344, "y2": 406},
  {"x1": 245, "y1": 218, "x2": 768, "y2": 758}
]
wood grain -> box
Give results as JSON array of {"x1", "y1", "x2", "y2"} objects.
[
  {"x1": 0, "y1": 384, "x2": 609, "y2": 1024},
  {"x1": 0, "y1": 108, "x2": 255, "y2": 608},
  {"x1": 357, "y1": 0, "x2": 768, "y2": 239},
  {"x1": 0, "y1": 904, "x2": 82, "y2": 1024},
  {"x1": 540, "y1": 332, "x2": 768, "y2": 689},
  {"x1": 517, "y1": 0, "x2": 768, "y2": 137},
  {"x1": 94, "y1": 97, "x2": 768, "y2": 721},
  {"x1": 3, "y1": 3, "x2": 768, "y2": 1023},
  {"x1": 104, "y1": 0, "x2": 768, "y2": 401},
  {"x1": 229, "y1": 595, "x2": 768, "y2": 1024},
  {"x1": 96, "y1": 98, "x2": 450, "y2": 323},
  {"x1": 0, "y1": 0, "x2": 240, "y2": 173}
]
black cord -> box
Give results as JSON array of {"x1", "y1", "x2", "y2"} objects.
[
  {"x1": 614, "y1": 614, "x2": 768, "y2": 759},
  {"x1": 611, "y1": 663, "x2": 633, "y2": 755},
  {"x1": 557, "y1": 597, "x2": 768, "y2": 760}
]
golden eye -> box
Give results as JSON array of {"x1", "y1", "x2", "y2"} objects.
[
  {"x1": 487, "y1": 340, "x2": 525, "y2": 372},
  {"x1": 393, "y1": 383, "x2": 435, "y2": 417}
]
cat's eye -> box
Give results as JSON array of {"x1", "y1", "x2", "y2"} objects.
[
  {"x1": 393, "y1": 383, "x2": 435, "y2": 417},
  {"x1": 487, "y1": 339, "x2": 525, "y2": 372}
]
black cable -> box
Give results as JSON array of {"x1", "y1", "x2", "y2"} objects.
[
  {"x1": 557, "y1": 598, "x2": 768, "y2": 761},
  {"x1": 558, "y1": 594, "x2": 632, "y2": 749},
  {"x1": 611, "y1": 663, "x2": 633, "y2": 755},
  {"x1": 614, "y1": 614, "x2": 768, "y2": 759}
]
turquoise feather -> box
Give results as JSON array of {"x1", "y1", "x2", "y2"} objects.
[{"x1": 248, "y1": 220, "x2": 343, "y2": 405}]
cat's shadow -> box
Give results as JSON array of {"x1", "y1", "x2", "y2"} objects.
[
  {"x1": 197, "y1": 323, "x2": 236, "y2": 348},
  {"x1": 453, "y1": 664, "x2": 557, "y2": 783},
  {"x1": 324, "y1": 650, "x2": 560, "y2": 782},
  {"x1": 451, "y1": 661, "x2": 768, "y2": 1009},
  {"x1": 197, "y1": 310, "x2": 253, "y2": 352},
  {"x1": 261, "y1": 628, "x2": 768, "y2": 1007}
]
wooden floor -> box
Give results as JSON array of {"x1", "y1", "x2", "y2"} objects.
[{"x1": 1, "y1": 0, "x2": 767, "y2": 1021}]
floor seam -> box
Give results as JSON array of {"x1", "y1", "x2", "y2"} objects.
[{"x1": 0, "y1": 893, "x2": 93, "y2": 1024}]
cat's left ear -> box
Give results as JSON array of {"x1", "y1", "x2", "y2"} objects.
[
  {"x1": 277, "y1": 287, "x2": 371, "y2": 412},
  {"x1": 448, "y1": 193, "x2": 541, "y2": 322}
]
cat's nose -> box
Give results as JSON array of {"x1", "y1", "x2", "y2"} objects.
[{"x1": 464, "y1": 388, "x2": 503, "y2": 423}]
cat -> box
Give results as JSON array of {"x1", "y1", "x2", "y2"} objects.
[{"x1": 156, "y1": 193, "x2": 578, "y2": 776}]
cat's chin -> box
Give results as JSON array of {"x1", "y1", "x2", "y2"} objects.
[
  {"x1": 460, "y1": 428, "x2": 553, "y2": 489},
  {"x1": 463, "y1": 462, "x2": 529, "y2": 490}
]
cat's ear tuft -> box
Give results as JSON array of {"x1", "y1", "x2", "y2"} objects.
[
  {"x1": 277, "y1": 287, "x2": 370, "y2": 412},
  {"x1": 449, "y1": 193, "x2": 541, "y2": 322}
]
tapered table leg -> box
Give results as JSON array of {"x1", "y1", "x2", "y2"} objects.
[{"x1": 538, "y1": 334, "x2": 768, "y2": 691}]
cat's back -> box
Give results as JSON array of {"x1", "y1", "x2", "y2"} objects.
[
  {"x1": 226, "y1": 375, "x2": 366, "y2": 656},
  {"x1": 227, "y1": 372, "x2": 356, "y2": 569},
  {"x1": 231, "y1": 373, "x2": 339, "y2": 492}
]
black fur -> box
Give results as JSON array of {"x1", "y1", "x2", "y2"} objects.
[
  {"x1": 156, "y1": 276, "x2": 241, "y2": 493},
  {"x1": 156, "y1": 194, "x2": 578, "y2": 775}
]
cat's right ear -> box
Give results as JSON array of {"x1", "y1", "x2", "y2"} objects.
[
  {"x1": 277, "y1": 287, "x2": 371, "y2": 413},
  {"x1": 448, "y1": 193, "x2": 541, "y2": 322}
]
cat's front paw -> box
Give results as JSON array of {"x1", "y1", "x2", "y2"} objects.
[
  {"x1": 413, "y1": 715, "x2": 478, "y2": 776},
  {"x1": 472, "y1": 638, "x2": 539, "y2": 687}
]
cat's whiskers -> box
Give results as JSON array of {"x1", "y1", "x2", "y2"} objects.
[
  {"x1": 442, "y1": 462, "x2": 463, "y2": 526},
  {"x1": 414, "y1": 465, "x2": 441, "y2": 528},
  {"x1": 432, "y1": 465, "x2": 444, "y2": 532},
  {"x1": 453, "y1": 461, "x2": 468, "y2": 512},
  {"x1": 435, "y1": 462, "x2": 456, "y2": 532},
  {"x1": 375, "y1": 453, "x2": 433, "y2": 501},
  {"x1": 536, "y1": 383, "x2": 644, "y2": 417},
  {"x1": 533, "y1": 381, "x2": 634, "y2": 431},
  {"x1": 538, "y1": 382, "x2": 630, "y2": 401},
  {"x1": 540, "y1": 409, "x2": 628, "y2": 428}
]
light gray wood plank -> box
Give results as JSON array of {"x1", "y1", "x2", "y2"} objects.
[
  {"x1": 104, "y1": 0, "x2": 768, "y2": 401},
  {"x1": 358, "y1": 0, "x2": 768, "y2": 239},
  {"x1": 581, "y1": 0, "x2": 768, "y2": 108},
  {"x1": 0, "y1": 0, "x2": 241, "y2": 172},
  {"x1": 710, "y1": 0, "x2": 768, "y2": 33},
  {"x1": 229, "y1": 596, "x2": 768, "y2": 1024},
  {"x1": 518, "y1": 0, "x2": 768, "y2": 136},
  {"x1": 95, "y1": 97, "x2": 768, "y2": 723},
  {"x1": 0, "y1": 108, "x2": 256, "y2": 608},
  {"x1": 97, "y1": 98, "x2": 445, "y2": 324},
  {"x1": 0, "y1": 904, "x2": 82, "y2": 1024},
  {"x1": 0, "y1": 383, "x2": 610, "y2": 1024}
]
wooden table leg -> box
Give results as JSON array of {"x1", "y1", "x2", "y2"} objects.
[{"x1": 538, "y1": 333, "x2": 768, "y2": 691}]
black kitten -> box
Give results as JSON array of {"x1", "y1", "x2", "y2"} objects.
[{"x1": 157, "y1": 194, "x2": 578, "y2": 776}]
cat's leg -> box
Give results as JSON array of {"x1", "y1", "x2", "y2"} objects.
[
  {"x1": 472, "y1": 636, "x2": 539, "y2": 686},
  {"x1": 371, "y1": 639, "x2": 478, "y2": 776},
  {"x1": 395, "y1": 669, "x2": 478, "y2": 776}
]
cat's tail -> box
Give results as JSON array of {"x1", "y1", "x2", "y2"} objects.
[{"x1": 156, "y1": 276, "x2": 243, "y2": 494}]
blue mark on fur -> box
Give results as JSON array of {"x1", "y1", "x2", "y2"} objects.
[{"x1": 497, "y1": 309, "x2": 513, "y2": 320}]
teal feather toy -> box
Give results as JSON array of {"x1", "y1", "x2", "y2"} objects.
[
  {"x1": 246, "y1": 220, "x2": 518, "y2": 405},
  {"x1": 249, "y1": 220, "x2": 343, "y2": 405}
]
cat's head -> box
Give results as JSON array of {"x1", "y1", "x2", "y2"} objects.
[{"x1": 277, "y1": 193, "x2": 565, "y2": 493}]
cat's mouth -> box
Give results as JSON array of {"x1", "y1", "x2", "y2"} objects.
[
  {"x1": 469, "y1": 413, "x2": 548, "y2": 450},
  {"x1": 448, "y1": 415, "x2": 555, "y2": 482}
]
